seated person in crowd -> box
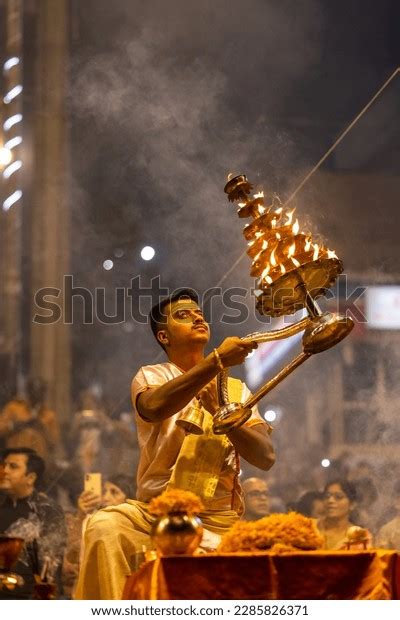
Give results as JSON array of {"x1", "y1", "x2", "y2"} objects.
[
  {"x1": 75, "y1": 289, "x2": 275, "y2": 599},
  {"x1": 0, "y1": 448, "x2": 66, "y2": 598},
  {"x1": 63, "y1": 474, "x2": 136, "y2": 597},
  {"x1": 242, "y1": 477, "x2": 270, "y2": 520},
  {"x1": 376, "y1": 481, "x2": 400, "y2": 550},
  {"x1": 0, "y1": 379, "x2": 61, "y2": 461},
  {"x1": 295, "y1": 490, "x2": 325, "y2": 519},
  {"x1": 317, "y1": 479, "x2": 372, "y2": 550}
]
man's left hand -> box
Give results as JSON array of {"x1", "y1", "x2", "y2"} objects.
[{"x1": 198, "y1": 379, "x2": 219, "y2": 415}]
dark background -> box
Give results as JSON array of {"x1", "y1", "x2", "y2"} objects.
[{"x1": 65, "y1": 0, "x2": 400, "y2": 413}]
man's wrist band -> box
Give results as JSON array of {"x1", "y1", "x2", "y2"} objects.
[{"x1": 213, "y1": 348, "x2": 224, "y2": 371}]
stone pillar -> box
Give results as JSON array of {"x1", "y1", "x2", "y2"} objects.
[{"x1": 30, "y1": 0, "x2": 71, "y2": 423}]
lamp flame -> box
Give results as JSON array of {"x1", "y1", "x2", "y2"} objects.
[
  {"x1": 260, "y1": 265, "x2": 270, "y2": 281},
  {"x1": 235, "y1": 183, "x2": 340, "y2": 295},
  {"x1": 285, "y1": 209, "x2": 295, "y2": 226},
  {"x1": 292, "y1": 219, "x2": 300, "y2": 235}
]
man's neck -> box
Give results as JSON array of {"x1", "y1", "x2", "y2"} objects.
[{"x1": 167, "y1": 347, "x2": 205, "y2": 371}]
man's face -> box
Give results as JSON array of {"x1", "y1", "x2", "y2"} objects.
[
  {"x1": 0, "y1": 454, "x2": 35, "y2": 497},
  {"x1": 244, "y1": 479, "x2": 270, "y2": 518},
  {"x1": 102, "y1": 481, "x2": 127, "y2": 507},
  {"x1": 160, "y1": 299, "x2": 210, "y2": 349}
]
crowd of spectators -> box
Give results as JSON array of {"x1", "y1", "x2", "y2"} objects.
[{"x1": 1, "y1": 377, "x2": 400, "y2": 599}]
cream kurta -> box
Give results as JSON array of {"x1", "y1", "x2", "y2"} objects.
[{"x1": 132, "y1": 362, "x2": 266, "y2": 514}]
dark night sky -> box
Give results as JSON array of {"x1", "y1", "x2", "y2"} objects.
[{"x1": 67, "y1": 0, "x2": 400, "y2": 408}]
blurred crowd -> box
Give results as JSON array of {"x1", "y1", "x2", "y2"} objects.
[
  {"x1": 0, "y1": 377, "x2": 138, "y2": 598},
  {"x1": 1, "y1": 377, "x2": 400, "y2": 599}
]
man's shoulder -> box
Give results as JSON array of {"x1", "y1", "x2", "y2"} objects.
[
  {"x1": 31, "y1": 491, "x2": 65, "y2": 519},
  {"x1": 380, "y1": 516, "x2": 400, "y2": 532},
  {"x1": 132, "y1": 362, "x2": 179, "y2": 385},
  {"x1": 139, "y1": 361, "x2": 176, "y2": 373}
]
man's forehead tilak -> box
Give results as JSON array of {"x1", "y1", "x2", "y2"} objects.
[{"x1": 169, "y1": 299, "x2": 202, "y2": 314}]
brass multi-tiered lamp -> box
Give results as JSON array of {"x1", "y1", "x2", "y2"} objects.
[{"x1": 211, "y1": 174, "x2": 354, "y2": 434}]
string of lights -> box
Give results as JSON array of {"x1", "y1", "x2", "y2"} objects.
[{"x1": 1, "y1": 1, "x2": 23, "y2": 211}]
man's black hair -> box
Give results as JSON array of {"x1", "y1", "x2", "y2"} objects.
[
  {"x1": 1, "y1": 447, "x2": 45, "y2": 486},
  {"x1": 149, "y1": 288, "x2": 199, "y2": 350},
  {"x1": 296, "y1": 491, "x2": 325, "y2": 517}
]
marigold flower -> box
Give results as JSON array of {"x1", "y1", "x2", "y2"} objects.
[
  {"x1": 218, "y1": 512, "x2": 324, "y2": 552},
  {"x1": 149, "y1": 489, "x2": 204, "y2": 517}
]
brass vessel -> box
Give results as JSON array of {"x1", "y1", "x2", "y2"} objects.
[
  {"x1": 0, "y1": 536, "x2": 25, "y2": 592},
  {"x1": 151, "y1": 512, "x2": 203, "y2": 556}
]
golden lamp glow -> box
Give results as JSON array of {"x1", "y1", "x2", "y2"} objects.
[{"x1": 223, "y1": 173, "x2": 344, "y2": 317}]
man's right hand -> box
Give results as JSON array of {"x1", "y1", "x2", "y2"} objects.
[
  {"x1": 78, "y1": 490, "x2": 102, "y2": 515},
  {"x1": 216, "y1": 337, "x2": 257, "y2": 368}
]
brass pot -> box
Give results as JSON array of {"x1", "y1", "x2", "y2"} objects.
[
  {"x1": 0, "y1": 537, "x2": 25, "y2": 592},
  {"x1": 151, "y1": 512, "x2": 203, "y2": 556},
  {"x1": 0, "y1": 536, "x2": 24, "y2": 570}
]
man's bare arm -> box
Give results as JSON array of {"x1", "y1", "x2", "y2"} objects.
[
  {"x1": 198, "y1": 380, "x2": 275, "y2": 470},
  {"x1": 134, "y1": 337, "x2": 256, "y2": 423},
  {"x1": 227, "y1": 423, "x2": 275, "y2": 471}
]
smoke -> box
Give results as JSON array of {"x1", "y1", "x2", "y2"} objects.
[
  {"x1": 66, "y1": 0, "x2": 327, "y2": 403},
  {"x1": 69, "y1": 0, "x2": 324, "y2": 288}
]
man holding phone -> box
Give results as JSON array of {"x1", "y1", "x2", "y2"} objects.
[{"x1": 76, "y1": 289, "x2": 275, "y2": 599}]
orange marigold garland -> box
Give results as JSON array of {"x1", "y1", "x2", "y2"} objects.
[
  {"x1": 218, "y1": 512, "x2": 324, "y2": 552},
  {"x1": 148, "y1": 489, "x2": 204, "y2": 517}
]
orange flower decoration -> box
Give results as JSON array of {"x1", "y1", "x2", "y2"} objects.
[
  {"x1": 149, "y1": 489, "x2": 204, "y2": 517},
  {"x1": 218, "y1": 512, "x2": 324, "y2": 552}
]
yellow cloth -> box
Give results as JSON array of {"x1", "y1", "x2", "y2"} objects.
[{"x1": 167, "y1": 377, "x2": 243, "y2": 509}]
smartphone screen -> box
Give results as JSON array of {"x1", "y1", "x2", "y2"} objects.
[{"x1": 84, "y1": 472, "x2": 102, "y2": 497}]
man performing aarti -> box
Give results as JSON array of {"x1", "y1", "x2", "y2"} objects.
[{"x1": 75, "y1": 289, "x2": 275, "y2": 600}]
